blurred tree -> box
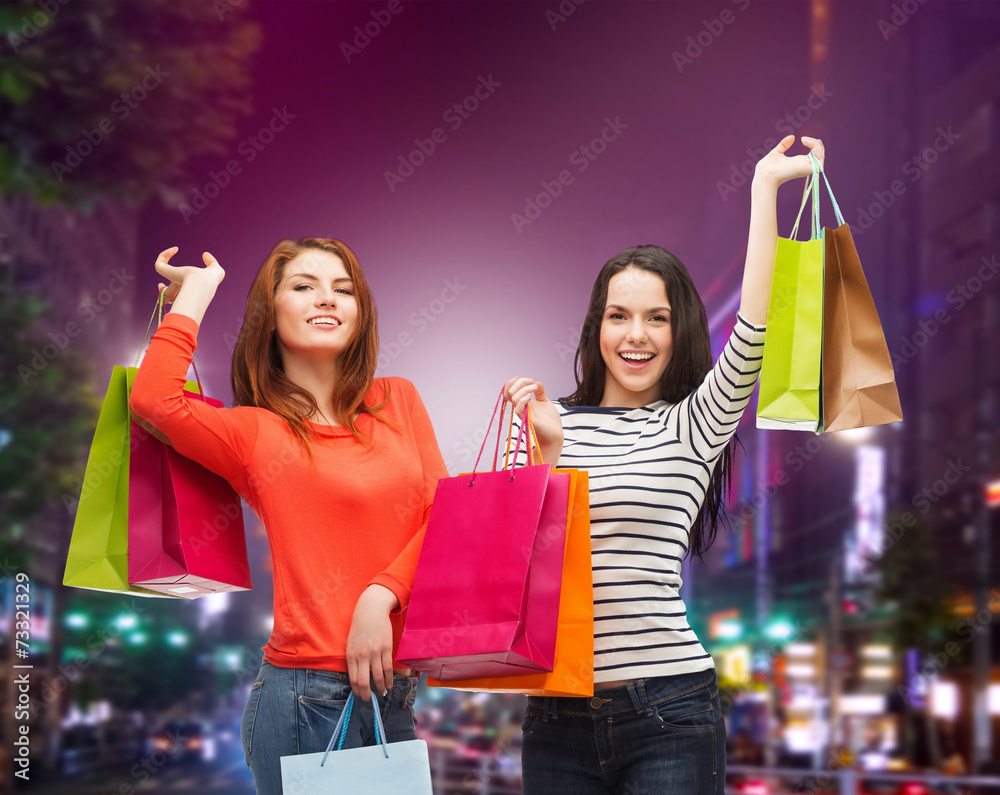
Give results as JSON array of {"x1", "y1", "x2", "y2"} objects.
[
  {"x1": 0, "y1": 274, "x2": 100, "y2": 547},
  {"x1": 872, "y1": 515, "x2": 958, "y2": 769},
  {"x1": 0, "y1": 0, "x2": 261, "y2": 208}
]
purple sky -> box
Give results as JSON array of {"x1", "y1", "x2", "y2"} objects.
[{"x1": 138, "y1": 0, "x2": 907, "y2": 473}]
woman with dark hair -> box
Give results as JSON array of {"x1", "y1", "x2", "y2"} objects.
[
  {"x1": 128, "y1": 237, "x2": 448, "y2": 794},
  {"x1": 504, "y1": 134, "x2": 825, "y2": 794}
]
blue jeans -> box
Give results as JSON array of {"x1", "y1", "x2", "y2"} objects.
[
  {"x1": 240, "y1": 660, "x2": 419, "y2": 795},
  {"x1": 522, "y1": 668, "x2": 726, "y2": 794}
]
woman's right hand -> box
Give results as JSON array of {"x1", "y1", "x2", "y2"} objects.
[
  {"x1": 504, "y1": 376, "x2": 564, "y2": 463},
  {"x1": 154, "y1": 247, "x2": 225, "y2": 304}
]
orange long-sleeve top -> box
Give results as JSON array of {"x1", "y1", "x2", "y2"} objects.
[{"x1": 128, "y1": 312, "x2": 449, "y2": 671}]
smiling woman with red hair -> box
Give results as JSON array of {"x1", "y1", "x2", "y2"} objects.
[{"x1": 128, "y1": 237, "x2": 448, "y2": 795}]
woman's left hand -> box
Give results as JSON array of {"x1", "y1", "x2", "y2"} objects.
[
  {"x1": 753, "y1": 134, "x2": 826, "y2": 186},
  {"x1": 345, "y1": 584, "x2": 399, "y2": 702}
]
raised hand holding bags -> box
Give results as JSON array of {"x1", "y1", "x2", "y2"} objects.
[{"x1": 757, "y1": 151, "x2": 902, "y2": 433}]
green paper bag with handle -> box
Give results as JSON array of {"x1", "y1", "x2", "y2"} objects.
[
  {"x1": 63, "y1": 366, "x2": 188, "y2": 596},
  {"x1": 756, "y1": 151, "x2": 825, "y2": 432},
  {"x1": 63, "y1": 297, "x2": 198, "y2": 597}
]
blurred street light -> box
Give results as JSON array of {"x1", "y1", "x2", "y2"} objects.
[
  {"x1": 765, "y1": 619, "x2": 795, "y2": 641},
  {"x1": 988, "y1": 684, "x2": 1000, "y2": 715},
  {"x1": 114, "y1": 613, "x2": 138, "y2": 631},
  {"x1": 126, "y1": 631, "x2": 147, "y2": 646},
  {"x1": 718, "y1": 619, "x2": 743, "y2": 640},
  {"x1": 64, "y1": 612, "x2": 88, "y2": 629},
  {"x1": 986, "y1": 478, "x2": 1000, "y2": 508},
  {"x1": 930, "y1": 681, "x2": 959, "y2": 720},
  {"x1": 166, "y1": 630, "x2": 189, "y2": 647}
]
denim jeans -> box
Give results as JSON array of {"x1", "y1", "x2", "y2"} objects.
[
  {"x1": 521, "y1": 668, "x2": 726, "y2": 795},
  {"x1": 240, "y1": 660, "x2": 419, "y2": 795}
]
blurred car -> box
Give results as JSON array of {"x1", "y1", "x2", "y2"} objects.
[{"x1": 147, "y1": 719, "x2": 214, "y2": 763}]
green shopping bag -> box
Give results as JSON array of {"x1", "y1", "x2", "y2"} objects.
[
  {"x1": 63, "y1": 367, "x2": 171, "y2": 595},
  {"x1": 63, "y1": 298, "x2": 200, "y2": 597},
  {"x1": 756, "y1": 152, "x2": 825, "y2": 432}
]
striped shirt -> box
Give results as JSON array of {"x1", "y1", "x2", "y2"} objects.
[{"x1": 510, "y1": 313, "x2": 766, "y2": 683}]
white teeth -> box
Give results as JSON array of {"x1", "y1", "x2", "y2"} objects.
[
  {"x1": 621, "y1": 352, "x2": 653, "y2": 361},
  {"x1": 308, "y1": 318, "x2": 339, "y2": 326}
]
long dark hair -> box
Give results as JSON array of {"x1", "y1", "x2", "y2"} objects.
[{"x1": 560, "y1": 245, "x2": 738, "y2": 563}]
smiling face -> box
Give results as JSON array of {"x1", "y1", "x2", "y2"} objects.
[
  {"x1": 599, "y1": 267, "x2": 673, "y2": 407},
  {"x1": 273, "y1": 249, "x2": 358, "y2": 365}
]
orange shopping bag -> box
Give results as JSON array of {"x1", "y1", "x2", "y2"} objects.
[{"x1": 427, "y1": 409, "x2": 594, "y2": 697}]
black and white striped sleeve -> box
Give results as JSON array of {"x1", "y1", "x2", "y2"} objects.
[{"x1": 676, "y1": 313, "x2": 766, "y2": 461}]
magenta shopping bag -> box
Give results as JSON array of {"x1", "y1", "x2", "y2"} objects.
[
  {"x1": 397, "y1": 393, "x2": 569, "y2": 680},
  {"x1": 127, "y1": 389, "x2": 253, "y2": 598}
]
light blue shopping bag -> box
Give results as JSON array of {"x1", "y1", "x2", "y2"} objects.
[{"x1": 279, "y1": 691, "x2": 433, "y2": 794}]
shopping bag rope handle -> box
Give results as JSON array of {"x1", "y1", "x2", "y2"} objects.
[
  {"x1": 503, "y1": 403, "x2": 544, "y2": 470},
  {"x1": 320, "y1": 691, "x2": 390, "y2": 767},
  {"x1": 789, "y1": 151, "x2": 845, "y2": 241},
  {"x1": 135, "y1": 290, "x2": 207, "y2": 402},
  {"x1": 469, "y1": 387, "x2": 530, "y2": 486}
]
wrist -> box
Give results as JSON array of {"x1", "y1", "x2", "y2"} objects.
[
  {"x1": 751, "y1": 172, "x2": 781, "y2": 192},
  {"x1": 363, "y1": 584, "x2": 400, "y2": 612}
]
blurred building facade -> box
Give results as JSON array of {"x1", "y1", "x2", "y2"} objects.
[{"x1": 690, "y1": 0, "x2": 1000, "y2": 774}]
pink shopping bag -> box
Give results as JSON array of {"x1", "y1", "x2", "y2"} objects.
[
  {"x1": 127, "y1": 389, "x2": 253, "y2": 598},
  {"x1": 397, "y1": 393, "x2": 569, "y2": 680}
]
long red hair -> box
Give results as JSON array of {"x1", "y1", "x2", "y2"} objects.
[{"x1": 230, "y1": 237, "x2": 394, "y2": 453}]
